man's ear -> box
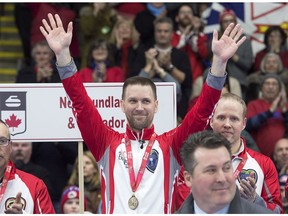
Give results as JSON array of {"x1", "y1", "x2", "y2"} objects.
[
  {"x1": 209, "y1": 117, "x2": 214, "y2": 130},
  {"x1": 242, "y1": 117, "x2": 247, "y2": 131},
  {"x1": 183, "y1": 170, "x2": 193, "y2": 188},
  {"x1": 154, "y1": 100, "x2": 159, "y2": 113}
]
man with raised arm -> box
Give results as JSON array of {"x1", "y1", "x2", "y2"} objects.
[{"x1": 40, "y1": 13, "x2": 245, "y2": 213}]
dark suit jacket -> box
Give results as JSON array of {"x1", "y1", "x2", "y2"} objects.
[{"x1": 176, "y1": 189, "x2": 273, "y2": 214}]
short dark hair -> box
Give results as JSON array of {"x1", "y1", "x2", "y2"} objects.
[
  {"x1": 180, "y1": 130, "x2": 231, "y2": 174},
  {"x1": 121, "y1": 76, "x2": 157, "y2": 100}
]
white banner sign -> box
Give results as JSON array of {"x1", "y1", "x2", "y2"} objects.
[{"x1": 0, "y1": 82, "x2": 176, "y2": 142}]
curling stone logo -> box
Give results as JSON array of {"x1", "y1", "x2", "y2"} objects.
[{"x1": 0, "y1": 92, "x2": 27, "y2": 136}]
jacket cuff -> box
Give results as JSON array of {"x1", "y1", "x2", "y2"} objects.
[{"x1": 56, "y1": 58, "x2": 77, "y2": 80}]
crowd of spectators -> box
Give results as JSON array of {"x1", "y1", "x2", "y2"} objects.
[{"x1": 8, "y1": 2, "x2": 288, "y2": 213}]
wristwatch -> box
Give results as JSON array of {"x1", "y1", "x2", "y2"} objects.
[{"x1": 167, "y1": 64, "x2": 174, "y2": 73}]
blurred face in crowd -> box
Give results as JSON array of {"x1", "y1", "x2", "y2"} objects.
[
  {"x1": 83, "y1": 155, "x2": 97, "y2": 182},
  {"x1": 0, "y1": 122, "x2": 11, "y2": 176},
  {"x1": 176, "y1": 5, "x2": 194, "y2": 27},
  {"x1": 121, "y1": 85, "x2": 158, "y2": 132},
  {"x1": 154, "y1": 22, "x2": 173, "y2": 48},
  {"x1": 63, "y1": 198, "x2": 80, "y2": 214},
  {"x1": 184, "y1": 146, "x2": 236, "y2": 213},
  {"x1": 268, "y1": 30, "x2": 282, "y2": 49},
  {"x1": 273, "y1": 138, "x2": 288, "y2": 168},
  {"x1": 261, "y1": 78, "x2": 280, "y2": 102},
  {"x1": 210, "y1": 97, "x2": 246, "y2": 153},
  {"x1": 221, "y1": 14, "x2": 236, "y2": 32},
  {"x1": 117, "y1": 21, "x2": 132, "y2": 40},
  {"x1": 264, "y1": 55, "x2": 280, "y2": 73},
  {"x1": 92, "y1": 45, "x2": 108, "y2": 63},
  {"x1": 33, "y1": 45, "x2": 53, "y2": 67},
  {"x1": 11, "y1": 142, "x2": 32, "y2": 164}
]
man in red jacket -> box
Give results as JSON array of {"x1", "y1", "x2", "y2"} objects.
[
  {"x1": 0, "y1": 120, "x2": 55, "y2": 214},
  {"x1": 40, "y1": 13, "x2": 246, "y2": 213},
  {"x1": 176, "y1": 93, "x2": 283, "y2": 213}
]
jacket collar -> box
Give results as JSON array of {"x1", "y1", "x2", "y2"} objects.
[
  {"x1": 6, "y1": 160, "x2": 16, "y2": 181},
  {"x1": 125, "y1": 124, "x2": 155, "y2": 141},
  {"x1": 232, "y1": 137, "x2": 247, "y2": 159},
  {"x1": 177, "y1": 189, "x2": 241, "y2": 214}
]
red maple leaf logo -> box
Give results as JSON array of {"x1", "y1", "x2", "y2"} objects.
[{"x1": 5, "y1": 114, "x2": 22, "y2": 132}]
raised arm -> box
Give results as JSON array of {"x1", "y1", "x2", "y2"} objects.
[
  {"x1": 39, "y1": 13, "x2": 73, "y2": 66},
  {"x1": 211, "y1": 23, "x2": 246, "y2": 76}
]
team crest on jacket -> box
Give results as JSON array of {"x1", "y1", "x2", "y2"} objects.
[
  {"x1": 146, "y1": 149, "x2": 159, "y2": 173},
  {"x1": 0, "y1": 92, "x2": 27, "y2": 136},
  {"x1": 5, "y1": 196, "x2": 26, "y2": 210},
  {"x1": 118, "y1": 149, "x2": 128, "y2": 168},
  {"x1": 237, "y1": 169, "x2": 258, "y2": 183}
]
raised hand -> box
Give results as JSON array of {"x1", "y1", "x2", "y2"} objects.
[
  {"x1": 279, "y1": 82, "x2": 287, "y2": 112},
  {"x1": 145, "y1": 48, "x2": 157, "y2": 66},
  {"x1": 40, "y1": 13, "x2": 73, "y2": 66},
  {"x1": 270, "y1": 94, "x2": 281, "y2": 113},
  {"x1": 212, "y1": 23, "x2": 246, "y2": 62},
  {"x1": 210, "y1": 23, "x2": 246, "y2": 76}
]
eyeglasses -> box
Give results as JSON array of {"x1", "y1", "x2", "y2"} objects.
[{"x1": 0, "y1": 138, "x2": 10, "y2": 146}]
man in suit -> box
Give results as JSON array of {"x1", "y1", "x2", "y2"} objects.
[{"x1": 177, "y1": 130, "x2": 272, "y2": 214}]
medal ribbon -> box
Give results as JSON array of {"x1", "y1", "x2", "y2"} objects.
[
  {"x1": 0, "y1": 161, "x2": 13, "y2": 203},
  {"x1": 125, "y1": 133, "x2": 156, "y2": 192},
  {"x1": 233, "y1": 152, "x2": 248, "y2": 179}
]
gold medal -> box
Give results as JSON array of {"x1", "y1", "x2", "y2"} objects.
[{"x1": 128, "y1": 195, "x2": 139, "y2": 210}]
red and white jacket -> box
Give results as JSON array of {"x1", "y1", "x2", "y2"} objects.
[
  {"x1": 61, "y1": 65, "x2": 223, "y2": 213},
  {"x1": 0, "y1": 160, "x2": 55, "y2": 214}
]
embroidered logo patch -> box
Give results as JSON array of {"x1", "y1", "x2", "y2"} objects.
[
  {"x1": 5, "y1": 196, "x2": 26, "y2": 210},
  {"x1": 237, "y1": 169, "x2": 258, "y2": 183},
  {"x1": 146, "y1": 149, "x2": 159, "y2": 173},
  {"x1": 118, "y1": 149, "x2": 128, "y2": 168}
]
